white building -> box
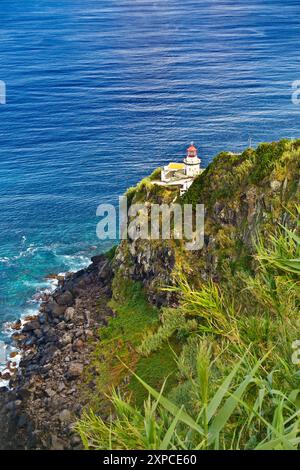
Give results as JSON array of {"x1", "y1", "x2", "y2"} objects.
[
  {"x1": 183, "y1": 143, "x2": 201, "y2": 177},
  {"x1": 160, "y1": 143, "x2": 203, "y2": 195}
]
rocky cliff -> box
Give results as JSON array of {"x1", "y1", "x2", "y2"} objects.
[
  {"x1": 0, "y1": 255, "x2": 113, "y2": 449},
  {"x1": 1, "y1": 139, "x2": 299, "y2": 449},
  {"x1": 113, "y1": 139, "x2": 300, "y2": 303}
]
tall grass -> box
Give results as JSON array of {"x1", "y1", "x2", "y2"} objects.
[
  {"x1": 76, "y1": 347, "x2": 300, "y2": 450},
  {"x1": 166, "y1": 276, "x2": 240, "y2": 341},
  {"x1": 77, "y1": 208, "x2": 300, "y2": 450},
  {"x1": 138, "y1": 277, "x2": 240, "y2": 357},
  {"x1": 256, "y1": 222, "x2": 300, "y2": 275}
]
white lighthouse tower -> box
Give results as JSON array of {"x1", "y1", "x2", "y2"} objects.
[{"x1": 184, "y1": 143, "x2": 201, "y2": 177}]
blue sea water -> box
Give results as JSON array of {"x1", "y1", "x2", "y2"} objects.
[{"x1": 0, "y1": 0, "x2": 300, "y2": 349}]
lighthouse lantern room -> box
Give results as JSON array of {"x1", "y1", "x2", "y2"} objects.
[{"x1": 184, "y1": 143, "x2": 201, "y2": 177}]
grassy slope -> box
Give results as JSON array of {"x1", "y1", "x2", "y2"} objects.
[
  {"x1": 83, "y1": 276, "x2": 178, "y2": 412},
  {"x1": 79, "y1": 139, "x2": 300, "y2": 449},
  {"x1": 180, "y1": 139, "x2": 300, "y2": 282},
  {"x1": 182, "y1": 139, "x2": 300, "y2": 208}
]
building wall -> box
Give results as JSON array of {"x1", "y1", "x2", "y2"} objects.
[{"x1": 184, "y1": 157, "x2": 201, "y2": 177}]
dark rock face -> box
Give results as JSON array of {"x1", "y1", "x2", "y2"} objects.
[
  {"x1": 113, "y1": 159, "x2": 300, "y2": 308},
  {"x1": 0, "y1": 254, "x2": 113, "y2": 450},
  {"x1": 54, "y1": 290, "x2": 74, "y2": 307},
  {"x1": 113, "y1": 240, "x2": 176, "y2": 306}
]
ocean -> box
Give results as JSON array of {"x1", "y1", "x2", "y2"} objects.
[{"x1": 0, "y1": 0, "x2": 300, "y2": 362}]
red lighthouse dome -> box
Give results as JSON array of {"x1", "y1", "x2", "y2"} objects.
[{"x1": 187, "y1": 143, "x2": 197, "y2": 157}]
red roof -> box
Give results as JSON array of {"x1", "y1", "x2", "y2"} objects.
[{"x1": 187, "y1": 144, "x2": 197, "y2": 153}]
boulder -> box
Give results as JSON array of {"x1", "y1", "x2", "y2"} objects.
[
  {"x1": 72, "y1": 339, "x2": 84, "y2": 352},
  {"x1": 23, "y1": 320, "x2": 40, "y2": 332},
  {"x1": 64, "y1": 307, "x2": 75, "y2": 322},
  {"x1": 0, "y1": 372, "x2": 11, "y2": 381},
  {"x1": 34, "y1": 329, "x2": 43, "y2": 338},
  {"x1": 60, "y1": 334, "x2": 72, "y2": 346},
  {"x1": 57, "y1": 382, "x2": 65, "y2": 393},
  {"x1": 67, "y1": 363, "x2": 83, "y2": 380},
  {"x1": 59, "y1": 409, "x2": 72, "y2": 424},
  {"x1": 46, "y1": 302, "x2": 66, "y2": 318},
  {"x1": 24, "y1": 337, "x2": 37, "y2": 347},
  {"x1": 91, "y1": 254, "x2": 105, "y2": 265},
  {"x1": 11, "y1": 320, "x2": 22, "y2": 331},
  {"x1": 55, "y1": 291, "x2": 74, "y2": 307},
  {"x1": 50, "y1": 434, "x2": 64, "y2": 451},
  {"x1": 45, "y1": 388, "x2": 55, "y2": 398},
  {"x1": 71, "y1": 435, "x2": 82, "y2": 447},
  {"x1": 9, "y1": 351, "x2": 18, "y2": 359},
  {"x1": 39, "y1": 313, "x2": 47, "y2": 324},
  {"x1": 85, "y1": 329, "x2": 94, "y2": 338}
]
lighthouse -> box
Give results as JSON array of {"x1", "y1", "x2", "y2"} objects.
[
  {"x1": 159, "y1": 142, "x2": 203, "y2": 195},
  {"x1": 184, "y1": 143, "x2": 201, "y2": 178}
]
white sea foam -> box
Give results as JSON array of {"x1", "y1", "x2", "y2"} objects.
[
  {"x1": 0, "y1": 244, "x2": 38, "y2": 266},
  {"x1": 55, "y1": 253, "x2": 91, "y2": 271},
  {"x1": 0, "y1": 250, "x2": 92, "y2": 388}
]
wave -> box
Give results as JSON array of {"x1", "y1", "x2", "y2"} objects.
[
  {"x1": 55, "y1": 253, "x2": 91, "y2": 271},
  {"x1": 0, "y1": 244, "x2": 92, "y2": 388},
  {"x1": 0, "y1": 240, "x2": 92, "y2": 270},
  {"x1": 0, "y1": 244, "x2": 38, "y2": 266}
]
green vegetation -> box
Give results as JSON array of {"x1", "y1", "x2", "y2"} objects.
[
  {"x1": 82, "y1": 276, "x2": 178, "y2": 411},
  {"x1": 182, "y1": 139, "x2": 300, "y2": 209},
  {"x1": 125, "y1": 166, "x2": 179, "y2": 208},
  {"x1": 249, "y1": 139, "x2": 289, "y2": 184},
  {"x1": 77, "y1": 140, "x2": 300, "y2": 450},
  {"x1": 78, "y1": 213, "x2": 300, "y2": 449},
  {"x1": 77, "y1": 349, "x2": 300, "y2": 450},
  {"x1": 104, "y1": 244, "x2": 117, "y2": 261},
  {"x1": 180, "y1": 139, "x2": 300, "y2": 280},
  {"x1": 256, "y1": 212, "x2": 300, "y2": 275},
  {"x1": 128, "y1": 343, "x2": 178, "y2": 407}
]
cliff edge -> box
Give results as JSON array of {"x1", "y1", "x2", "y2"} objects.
[{"x1": 1, "y1": 139, "x2": 300, "y2": 449}]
